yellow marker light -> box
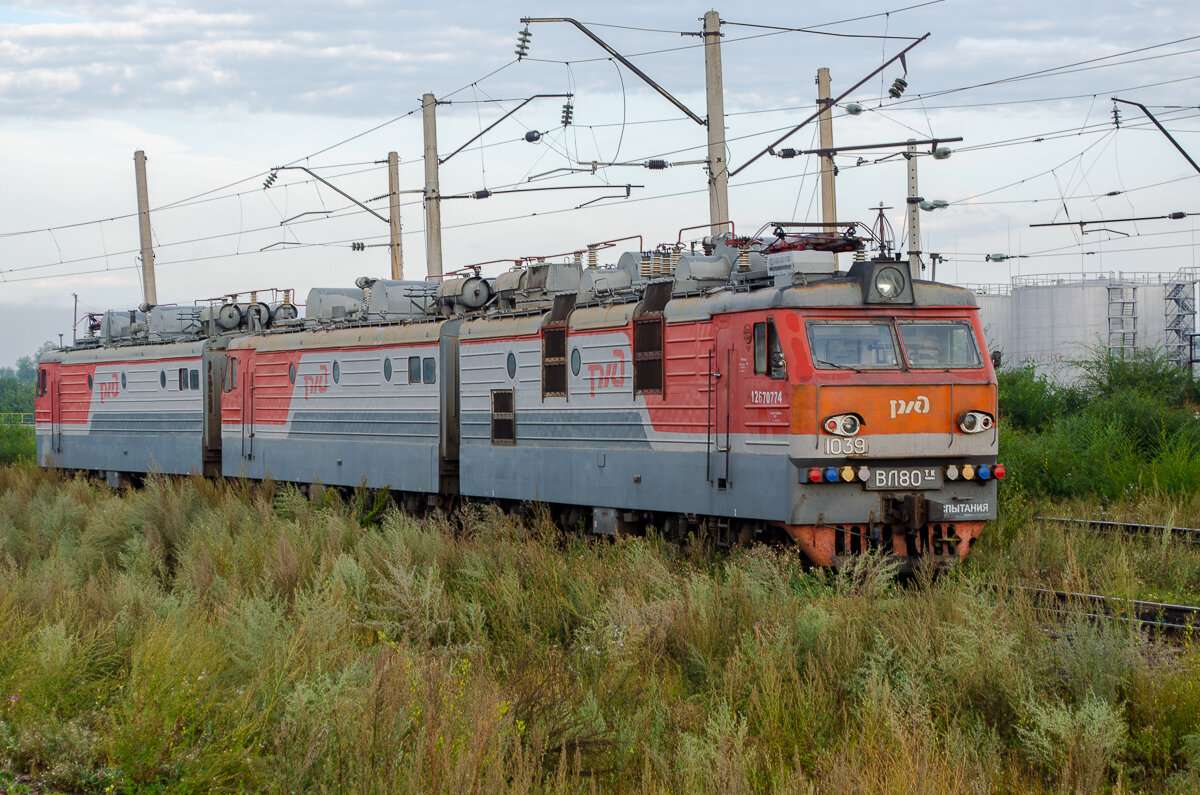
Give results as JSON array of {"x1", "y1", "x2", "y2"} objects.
[
  {"x1": 857, "y1": 466, "x2": 871, "y2": 482},
  {"x1": 961, "y1": 464, "x2": 975, "y2": 480},
  {"x1": 840, "y1": 466, "x2": 855, "y2": 482}
]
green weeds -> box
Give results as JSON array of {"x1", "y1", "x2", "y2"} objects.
[
  {"x1": 999, "y1": 349, "x2": 1200, "y2": 499},
  {"x1": 0, "y1": 469, "x2": 1198, "y2": 791}
]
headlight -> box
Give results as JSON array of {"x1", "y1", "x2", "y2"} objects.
[
  {"x1": 874, "y1": 267, "x2": 905, "y2": 300},
  {"x1": 958, "y1": 411, "x2": 994, "y2": 433},
  {"x1": 823, "y1": 413, "x2": 863, "y2": 436}
]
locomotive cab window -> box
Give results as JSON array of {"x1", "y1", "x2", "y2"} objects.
[
  {"x1": 897, "y1": 320, "x2": 983, "y2": 368},
  {"x1": 225, "y1": 357, "x2": 237, "y2": 392},
  {"x1": 422, "y1": 357, "x2": 436, "y2": 384},
  {"x1": 633, "y1": 316, "x2": 664, "y2": 395},
  {"x1": 490, "y1": 389, "x2": 515, "y2": 444},
  {"x1": 178, "y1": 367, "x2": 189, "y2": 390},
  {"x1": 542, "y1": 326, "x2": 567, "y2": 398},
  {"x1": 408, "y1": 356, "x2": 421, "y2": 384},
  {"x1": 37, "y1": 368, "x2": 46, "y2": 397},
  {"x1": 808, "y1": 320, "x2": 901, "y2": 369},
  {"x1": 753, "y1": 319, "x2": 787, "y2": 380},
  {"x1": 189, "y1": 369, "x2": 200, "y2": 391}
]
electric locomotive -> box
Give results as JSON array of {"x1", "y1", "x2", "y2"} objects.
[{"x1": 34, "y1": 228, "x2": 1002, "y2": 569}]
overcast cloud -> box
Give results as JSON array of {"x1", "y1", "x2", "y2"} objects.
[{"x1": 1, "y1": 0, "x2": 1198, "y2": 364}]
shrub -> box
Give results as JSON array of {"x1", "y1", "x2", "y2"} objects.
[{"x1": 0, "y1": 422, "x2": 33, "y2": 466}]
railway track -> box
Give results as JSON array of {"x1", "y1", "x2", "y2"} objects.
[
  {"x1": 1004, "y1": 585, "x2": 1200, "y2": 634},
  {"x1": 1037, "y1": 516, "x2": 1200, "y2": 545}
]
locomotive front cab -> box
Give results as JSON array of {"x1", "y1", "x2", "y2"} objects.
[{"x1": 772, "y1": 259, "x2": 1001, "y2": 570}]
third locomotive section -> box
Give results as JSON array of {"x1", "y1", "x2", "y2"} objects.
[
  {"x1": 450, "y1": 257, "x2": 1002, "y2": 571},
  {"x1": 36, "y1": 233, "x2": 1003, "y2": 568}
]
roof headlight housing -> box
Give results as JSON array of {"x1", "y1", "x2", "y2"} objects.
[{"x1": 874, "y1": 266, "x2": 905, "y2": 300}]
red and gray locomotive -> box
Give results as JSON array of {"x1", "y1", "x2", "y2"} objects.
[{"x1": 36, "y1": 227, "x2": 1003, "y2": 569}]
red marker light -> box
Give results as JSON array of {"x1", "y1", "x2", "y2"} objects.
[
  {"x1": 808, "y1": 467, "x2": 823, "y2": 483},
  {"x1": 825, "y1": 418, "x2": 838, "y2": 433},
  {"x1": 994, "y1": 464, "x2": 1006, "y2": 480}
]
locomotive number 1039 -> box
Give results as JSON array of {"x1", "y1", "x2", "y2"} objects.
[{"x1": 824, "y1": 436, "x2": 867, "y2": 455}]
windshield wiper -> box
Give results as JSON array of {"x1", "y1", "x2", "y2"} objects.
[{"x1": 815, "y1": 359, "x2": 861, "y2": 372}]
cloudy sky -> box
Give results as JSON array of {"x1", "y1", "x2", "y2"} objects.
[{"x1": 1, "y1": 0, "x2": 1198, "y2": 363}]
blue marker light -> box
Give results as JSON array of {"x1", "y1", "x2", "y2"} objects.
[
  {"x1": 978, "y1": 464, "x2": 991, "y2": 480},
  {"x1": 824, "y1": 467, "x2": 838, "y2": 483}
]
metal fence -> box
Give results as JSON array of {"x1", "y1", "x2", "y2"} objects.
[{"x1": 0, "y1": 413, "x2": 33, "y2": 426}]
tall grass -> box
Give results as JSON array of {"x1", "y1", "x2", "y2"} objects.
[{"x1": 1, "y1": 468, "x2": 1198, "y2": 792}]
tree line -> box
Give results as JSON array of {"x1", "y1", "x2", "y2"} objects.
[{"x1": 0, "y1": 341, "x2": 55, "y2": 415}]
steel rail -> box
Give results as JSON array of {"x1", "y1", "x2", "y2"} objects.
[
  {"x1": 1000, "y1": 584, "x2": 1200, "y2": 633},
  {"x1": 1037, "y1": 516, "x2": 1200, "y2": 544}
]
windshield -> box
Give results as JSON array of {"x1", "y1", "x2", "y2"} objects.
[
  {"x1": 808, "y1": 321, "x2": 901, "y2": 369},
  {"x1": 898, "y1": 321, "x2": 983, "y2": 368}
]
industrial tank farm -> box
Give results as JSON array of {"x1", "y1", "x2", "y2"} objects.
[{"x1": 35, "y1": 228, "x2": 1004, "y2": 570}]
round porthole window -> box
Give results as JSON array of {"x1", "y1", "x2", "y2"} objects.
[
  {"x1": 332, "y1": 361, "x2": 341, "y2": 384},
  {"x1": 159, "y1": 370, "x2": 166, "y2": 388},
  {"x1": 506, "y1": 352, "x2": 517, "y2": 379},
  {"x1": 288, "y1": 363, "x2": 296, "y2": 384},
  {"x1": 571, "y1": 348, "x2": 581, "y2": 376},
  {"x1": 384, "y1": 358, "x2": 392, "y2": 382},
  {"x1": 87, "y1": 374, "x2": 93, "y2": 390},
  {"x1": 120, "y1": 372, "x2": 127, "y2": 389}
]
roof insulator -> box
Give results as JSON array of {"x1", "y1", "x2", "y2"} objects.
[
  {"x1": 645, "y1": 159, "x2": 668, "y2": 170},
  {"x1": 515, "y1": 26, "x2": 532, "y2": 59}
]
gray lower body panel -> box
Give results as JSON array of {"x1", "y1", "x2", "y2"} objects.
[
  {"x1": 222, "y1": 437, "x2": 440, "y2": 492},
  {"x1": 459, "y1": 445, "x2": 793, "y2": 521},
  {"x1": 36, "y1": 430, "x2": 202, "y2": 475}
]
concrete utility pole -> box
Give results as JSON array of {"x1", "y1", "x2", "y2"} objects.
[
  {"x1": 422, "y1": 93, "x2": 444, "y2": 279},
  {"x1": 703, "y1": 10, "x2": 729, "y2": 237},
  {"x1": 905, "y1": 139, "x2": 921, "y2": 281},
  {"x1": 387, "y1": 151, "x2": 404, "y2": 280},
  {"x1": 816, "y1": 69, "x2": 837, "y2": 235},
  {"x1": 133, "y1": 150, "x2": 157, "y2": 306}
]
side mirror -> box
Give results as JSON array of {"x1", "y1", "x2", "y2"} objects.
[{"x1": 990, "y1": 350, "x2": 1003, "y2": 369}]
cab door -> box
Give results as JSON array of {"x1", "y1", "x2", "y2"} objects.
[
  {"x1": 241, "y1": 357, "x2": 255, "y2": 462},
  {"x1": 202, "y1": 348, "x2": 224, "y2": 476},
  {"x1": 49, "y1": 369, "x2": 62, "y2": 455},
  {"x1": 710, "y1": 327, "x2": 734, "y2": 490}
]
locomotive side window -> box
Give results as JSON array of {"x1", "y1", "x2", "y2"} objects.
[
  {"x1": 633, "y1": 317, "x2": 664, "y2": 395},
  {"x1": 422, "y1": 358, "x2": 436, "y2": 384},
  {"x1": 225, "y1": 357, "x2": 237, "y2": 392},
  {"x1": 491, "y1": 389, "x2": 515, "y2": 444},
  {"x1": 408, "y1": 356, "x2": 421, "y2": 384},
  {"x1": 179, "y1": 367, "x2": 189, "y2": 390},
  {"x1": 753, "y1": 319, "x2": 787, "y2": 380},
  {"x1": 808, "y1": 321, "x2": 901, "y2": 369},
  {"x1": 542, "y1": 326, "x2": 567, "y2": 398},
  {"x1": 189, "y1": 369, "x2": 200, "y2": 391},
  {"x1": 897, "y1": 321, "x2": 983, "y2": 368},
  {"x1": 37, "y1": 368, "x2": 46, "y2": 397}
]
